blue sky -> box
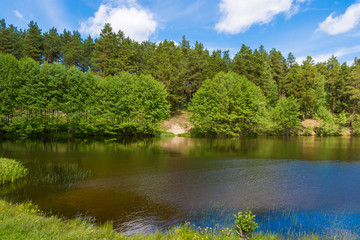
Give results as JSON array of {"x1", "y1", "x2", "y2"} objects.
[{"x1": 1, "y1": 0, "x2": 360, "y2": 64}]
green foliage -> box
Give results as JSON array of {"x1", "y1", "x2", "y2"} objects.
[
  {"x1": 0, "y1": 54, "x2": 169, "y2": 137},
  {"x1": 62, "y1": 31, "x2": 83, "y2": 68},
  {"x1": 302, "y1": 126, "x2": 314, "y2": 136},
  {"x1": 346, "y1": 64, "x2": 360, "y2": 114},
  {"x1": 316, "y1": 121, "x2": 342, "y2": 136},
  {"x1": 0, "y1": 158, "x2": 28, "y2": 184},
  {"x1": 324, "y1": 56, "x2": 342, "y2": 114},
  {"x1": 0, "y1": 19, "x2": 24, "y2": 58},
  {"x1": 315, "y1": 106, "x2": 344, "y2": 136},
  {"x1": 3, "y1": 19, "x2": 360, "y2": 137},
  {"x1": 272, "y1": 96, "x2": 301, "y2": 135},
  {"x1": 315, "y1": 106, "x2": 333, "y2": 122},
  {"x1": 351, "y1": 115, "x2": 360, "y2": 136},
  {"x1": 335, "y1": 111, "x2": 347, "y2": 127},
  {"x1": 144, "y1": 40, "x2": 186, "y2": 109},
  {"x1": 22, "y1": 21, "x2": 42, "y2": 62},
  {"x1": 91, "y1": 23, "x2": 118, "y2": 77},
  {"x1": 190, "y1": 72, "x2": 266, "y2": 136},
  {"x1": 94, "y1": 73, "x2": 170, "y2": 135},
  {"x1": 234, "y1": 211, "x2": 259, "y2": 239},
  {"x1": 255, "y1": 108, "x2": 278, "y2": 135},
  {"x1": 43, "y1": 27, "x2": 61, "y2": 63}
]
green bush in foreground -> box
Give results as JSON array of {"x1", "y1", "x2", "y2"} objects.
[
  {"x1": 234, "y1": 211, "x2": 259, "y2": 239},
  {"x1": 0, "y1": 158, "x2": 28, "y2": 184}
]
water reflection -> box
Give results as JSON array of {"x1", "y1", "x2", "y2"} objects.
[{"x1": 1, "y1": 137, "x2": 360, "y2": 236}]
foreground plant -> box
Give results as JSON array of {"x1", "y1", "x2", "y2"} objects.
[
  {"x1": 0, "y1": 158, "x2": 28, "y2": 184},
  {"x1": 234, "y1": 210, "x2": 259, "y2": 239}
]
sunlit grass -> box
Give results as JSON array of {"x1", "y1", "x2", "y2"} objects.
[{"x1": 0, "y1": 158, "x2": 28, "y2": 184}]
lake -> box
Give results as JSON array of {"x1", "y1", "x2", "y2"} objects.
[{"x1": 1, "y1": 136, "x2": 360, "y2": 237}]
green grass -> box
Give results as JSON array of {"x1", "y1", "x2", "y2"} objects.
[
  {"x1": 0, "y1": 200, "x2": 325, "y2": 240},
  {"x1": 159, "y1": 132, "x2": 176, "y2": 137},
  {"x1": 0, "y1": 158, "x2": 28, "y2": 184}
]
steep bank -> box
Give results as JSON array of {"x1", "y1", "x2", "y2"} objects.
[{"x1": 162, "y1": 111, "x2": 193, "y2": 136}]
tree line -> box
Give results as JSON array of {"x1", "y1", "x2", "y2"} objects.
[
  {"x1": 2, "y1": 19, "x2": 360, "y2": 136},
  {"x1": 0, "y1": 54, "x2": 169, "y2": 137}
]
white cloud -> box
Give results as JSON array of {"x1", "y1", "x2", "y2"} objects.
[
  {"x1": 347, "y1": 60, "x2": 355, "y2": 66},
  {"x1": 296, "y1": 45, "x2": 360, "y2": 64},
  {"x1": 318, "y1": 2, "x2": 360, "y2": 35},
  {"x1": 14, "y1": 10, "x2": 24, "y2": 20},
  {"x1": 79, "y1": 1, "x2": 157, "y2": 42},
  {"x1": 156, "y1": 40, "x2": 179, "y2": 47},
  {"x1": 215, "y1": 0, "x2": 308, "y2": 34}
]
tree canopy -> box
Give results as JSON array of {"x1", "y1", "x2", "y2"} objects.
[{"x1": 190, "y1": 72, "x2": 266, "y2": 136}]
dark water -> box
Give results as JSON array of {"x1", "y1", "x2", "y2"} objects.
[{"x1": 1, "y1": 136, "x2": 360, "y2": 237}]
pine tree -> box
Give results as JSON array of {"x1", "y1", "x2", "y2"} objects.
[
  {"x1": 339, "y1": 63, "x2": 352, "y2": 113},
  {"x1": 92, "y1": 23, "x2": 118, "y2": 77},
  {"x1": 206, "y1": 50, "x2": 227, "y2": 80},
  {"x1": 326, "y1": 55, "x2": 341, "y2": 113},
  {"x1": 115, "y1": 31, "x2": 138, "y2": 73},
  {"x1": 145, "y1": 40, "x2": 185, "y2": 109},
  {"x1": 296, "y1": 56, "x2": 326, "y2": 118},
  {"x1": 286, "y1": 52, "x2": 296, "y2": 68},
  {"x1": 269, "y1": 48, "x2": 286, "y2": 98},
  {"x1": 346, "y1": 64, "x2": 360, "y2": 114},
  {"x1": 231, "y1": 44, "x2": 254, "y2": 80},
  {"x1": 62, "y1": 31, "x2": 83, "y2": 68},
  {"x1": 80, "y1": 35, "x2": 95, "y2": 72},
  {"x1": 0, "y1": 20, "x2": 24, "y2": 58},
  {"x1": 184, "y1": 41, "x2": 209, "y2": 101},
  {"x1": 22, "y1": 21, "x2": 43, "y2": 62},
  {"x1": 250, "y1": 46, "x2": 277, "y2": 106},
  {"x1": 43, "y1": 27, "x2": 61, "y2": 63}
]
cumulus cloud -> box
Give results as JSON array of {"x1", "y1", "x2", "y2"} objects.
[
  {"x1": 79, "y1": 1, "x2": 157, "y2": 42},
  {"x1": 215, "y1": 0, "x2": 308, "y2": 34},
  {"x1": 14, "y1": 10, "x2": 24, "y2": 20},
  {"x1": 318, "y1": 2, "x2": 360, "y2": 35},
  {"x1": 296, "y1": 45, "x2": 360, "y2": 64},
  {"x1": 156, "y1": 40, "x2": 179, "y2": 46}
]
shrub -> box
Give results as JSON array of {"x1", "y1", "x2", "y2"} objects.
[
  {"x1": 335, "y1": 111, "x2": 348, "y2": 127},
  {"x1": 314, "y1": 106, "x2": 344, "y2": 136},
  {"x1": 315, "y1": 105, "x2": 333, "y2": 122},
  {"x1": 190, "y1": 72, "x2": 266, "y2": 136},
  {"x1": 302, "y1": 126, "x2": 314, "y2": 136},
  {"x1": 315, "y1": 121, "x2": 342, "y2": 136},
  {"x1": 234, "y1": 210, "x2": 259, "y2": 239},
  {"x1": 272, "y1": 96, "x2": 301, "y2": 135},
  {"x1": 350, "y1": 114, "x2": 360, "y2": 135},
  {"x1": 94, "y1": 73, "x2": 170, "y2": 135}
]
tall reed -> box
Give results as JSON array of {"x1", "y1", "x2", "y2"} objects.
[{"x1": 0, "y1": 158, "x2": 28, "y2": 184}]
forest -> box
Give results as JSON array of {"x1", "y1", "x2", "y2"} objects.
[{"x1": 1, "y1": 19, "x2": 360, "y2": 137}]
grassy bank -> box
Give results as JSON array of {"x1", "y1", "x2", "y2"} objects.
[
  {"x1": 0, "y1": 158, "x2": 28, "y2": 184},
  {"x1": 0, "y1": 200, "x2": 324, "y2": 240}
]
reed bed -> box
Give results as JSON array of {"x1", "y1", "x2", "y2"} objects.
[{"x1": 0, "y1": 158, "x2": 28, "y2": 184}]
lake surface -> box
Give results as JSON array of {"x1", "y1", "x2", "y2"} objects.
[{"x1": 1, "y1": 136, "x2": 360, "y2": 237}]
